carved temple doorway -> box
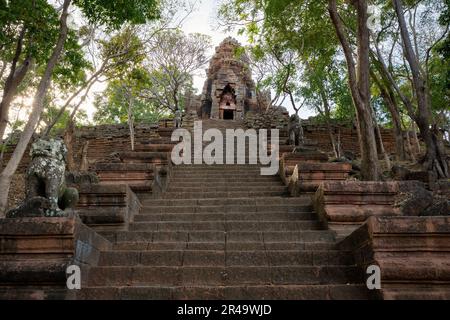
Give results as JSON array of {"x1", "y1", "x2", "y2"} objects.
[{"x1": 219, "y1": 84, "x2": 237, "y2": 120}]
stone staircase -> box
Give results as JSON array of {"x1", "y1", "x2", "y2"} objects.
[{"x1": 76, "y1": 120, "x2": 369, "y2": 300}]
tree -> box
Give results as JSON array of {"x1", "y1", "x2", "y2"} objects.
[
  {"x1": 94, "y1": 69, "x2": 170, "y2": 125},
  {"x1": 42, "y1": 25, "x2": 146, "y2": 136},
  {"x1": 140, "y1": 30, "x2": 211, "y2": 112},
  {"x1": 328, "y1": 0, "x2": 380, "y2": 180},
  {"x1": 301, "y1": 60, "x2": 352, "y2": 159},
  {"x1": 392, "y1": 0, "x2": 448, "y2": 177},
  {"x1": 0, "y1": 0, "x2": 89, "y2": 144},
  {"x1": 219, "y1": 0, "x2": 380, "y2": 180},
  {"x1": 0, "y1": 0, "x2": 161, "y2": 216},
  {"x1": 247, "y1": 44, "x2": 304, "y2": 112}
]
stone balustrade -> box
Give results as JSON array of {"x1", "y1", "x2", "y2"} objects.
[
  {"x1": 117, "y1": 152, "x2": 169, "y2": 166},
  {"x1": 339, "y1": 216, "x2": 450, "y2": 299},
  {"x1": 0, "y1": 214, "x2": 111, "y2": 299},
  {"x1": 287, "y1": 162, "x2": 352, "y2": 196},
  {"x1": 313, "y1": 181, "x2": 401, "y2": 239},
  {"x1": 75, "y1": 184, "x2": 141, "y2": 231},
  {"x1": 94, "y1": 163, "x2": 155, "y2": 193}
]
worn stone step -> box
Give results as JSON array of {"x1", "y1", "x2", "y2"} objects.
[
  {"x1": 140, "y1": 204, "x2": 313, "y2": 214},
  {"x1": 128, "y1": 221, "x2": 322, "y2": 232},
  {"x1": 166, "y1": 186, "x2": 287, "y2": 193},
  {"x1": 172, "y1": 167, "x2": 263, "y2": 172},
  {"x1": 87, "y1": 266, "x2": 362, "y2": 286},
  {"x1": 133, "y1": 212, "x2": 315, "y2": 222},
  {"x1": 168, "y1": 181, "x2": 286, "y2": 188},
  {"x1": 172, "y1": 173, "x2": 275, "y2": 178},
  {"x1": 162, "y1": 191, "x2": 288, "y2": 199},
  {"x1": 173, "y1": 168, "x2": 263, "y2": 172},
  {"x1": 98, "y1": 250, "x2": 354, "y2": 267},
  {"x1": 112, "y1": 241, "x2": 338, "y2": 251},
  {"x1": 101, "y1": 230, "x2": 335, "y2": 243},
  {"x1": 75, "y1": 284, "x2": 370, "y2": 300},
  {"x1": 141, "y1": 197, "x2": 311, "y2": 207},
  {"x1": 169, "y1": 177, "x2": 281, "y2": 183}
]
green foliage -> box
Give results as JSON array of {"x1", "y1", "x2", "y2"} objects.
[
  {"x1": 73, "y1": 0, "x2": 160, "y2": 29},
  {"x1": 42, "y1": 104, "x2": 88, "y2": 136},
  {"x1": 99, "y1": 26, "x2": 145, "y2": 78},
  {"x1": 0, "y1": 0, "x2": 59, "y2": 64},
  {"x1": 93, "y1": 67, "x2": 170, "y2": 125},
  {"x1": 0, "y1": 0, "x2": 91, "y2": 91}
]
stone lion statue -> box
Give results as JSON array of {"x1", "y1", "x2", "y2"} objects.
[
  {"x1": 7, "y1": 138, "x2": 79, "y2": 218},
  {"x1": 288, "y1": 114, "x2": 303, "y2": 146}
]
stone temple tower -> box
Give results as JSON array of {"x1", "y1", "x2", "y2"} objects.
[{"x1": 197, "y1": 37, "x2": 259, "y2": 120}]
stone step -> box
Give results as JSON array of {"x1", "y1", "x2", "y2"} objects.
[
  {"x1": 87, "y1": 266, "x2": 363, "y2": 286},
  {"x1": 102, "y1": 230, "x2": 335, "y2": 243},
  {"x1": 133, "y1": 212, "x2": 315, "y2": 222},
  {"x1": 172, "y1": 166, "x2": 264, "y2": 170},
  {"x1": 162, "y1": 191, "x2": 288, "y2": 199},
  {"x1": 167, "y1": 181, "x2": 286, "y2": 188},
  {"x1": 141, "y1": 197, "x2": 311, "y2": 207},
  {"x1": 168, "y1": 177, "x2": 281, "y2": 183},
  {"x1": 75, "y1": 284, "x2": 369, "y2": 300},
  {"x1": 172, "y1": 172, "x2": 275, "y2": 177},
  {"x1": 140, "y1": 204, "x2": 313, "y2": 214},
  {"x1": 112, "y1": 241, "x2": 338, "y2": 251},
  {"x1": 174, "y1": 165, "x2": 263, "y2": 169},
  {"x1": 98, "y1": 250, "x2": 354, "y2": 267},
  {"x1": 166, "y1": 186, "x2": 287, "y2": 193},
  {"x1": 128, "y1": 221, "x2": 322, "y2": 232}
]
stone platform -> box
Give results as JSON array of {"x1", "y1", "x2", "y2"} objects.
[
  {"x1": 0, "y1": 214, "x2": 111, "y2": 299},
  {"x1": 76, "y1": 184, "x2": 141, "y2": 231},
  {"x1": 339, "y1": 216, "x2": 450, "y2": 299},
  {"x1": 287, "y1": 162, "x2": 352, "y2": 195},
  {"x1": 313, "y1": 181, "x2": 401, "y2": 239}
]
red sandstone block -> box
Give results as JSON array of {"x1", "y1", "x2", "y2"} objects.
[
  {"x1": 339, "y1": 216, "x2": 450, "y2": 300},
  {"x1": 0, "y1": 215, "x2": 111, "y2": 291}
]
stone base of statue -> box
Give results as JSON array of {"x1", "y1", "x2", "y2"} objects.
[{"x1": 0, "y1": 213, "x2": 111, "y2": 299}]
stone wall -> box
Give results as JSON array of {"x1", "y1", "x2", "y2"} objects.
[
  {"x1": 339, "y1": 216, "x2": 450, "y2": 299},
  {"x1": 302, "y1": 123, "x2": 419, "y2": 157},
  {"x1": 2, "y1": 123, "x2": 176, "y2": 174}
]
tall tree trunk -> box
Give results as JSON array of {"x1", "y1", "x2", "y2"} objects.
[
  {"x1": 328, "y1": 0, "x2": 379, "y2": 180},
  {"x1": 288, "y1": 92, "x2": 304, "y2": 144},
  {"x1": 0, "y1": 0, "x2": 71, "y2": 216},
  {"x1": 319, "y1": 89, "x2": 339, "y2": 158},
  {"x1": 372, "y1": 106, "x2": 391, "y2": 170},
  {"x1": 0, "y1": 26, "x2": 33, "y2": 142},
  {"x1": 393, "y1": 0, "x2": 449, "y2": 177},
  {"x1": 125, "y1": 86, "x2": 135, "y2": 151},
  {"x1": 370, "y1": 69, "x2": 406, "y2": 161},
  {"x1": 405, "y1": 129, "x2": 416, "y2": 162},
  {"x1": 43, "y1": 64, "x2": 105, "y2": 137},
  {"x1": 412, "y1": 122, "x2": 421, "y2": 154},
  {"x1": 64, "y1": 119, "x2": 75, "y2": 171}
]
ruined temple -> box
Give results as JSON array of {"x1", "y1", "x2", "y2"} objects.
[
  {"x1": 186, "y1": 37, "x2": 262, "y2": 120},
  {"x1": 1, "y1": 38, "x2": 449, "y2": 301}
]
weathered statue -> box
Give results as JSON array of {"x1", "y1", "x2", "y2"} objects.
[
  {"x1": 7, "y1": 138, "x2": 79, "y2": 218},
  {"x1": 174, "y1": 109, "x2": 182, "y2": 128},
  {"x1": 288, "y1": 114, "x2": 304, "y2": 146}
]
